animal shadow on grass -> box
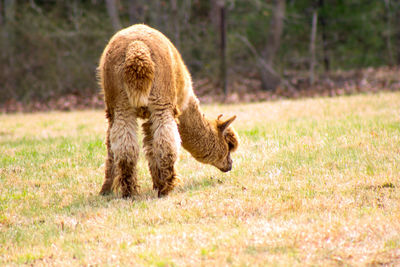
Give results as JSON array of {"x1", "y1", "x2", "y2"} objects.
[
  {"x1": 362, "y1": 182, "x2": 396, "y2": 190},
  {"x1": 135, "y1": 176, "x2": 224, "y2": 201},
  {"x1": 57, "y1": 177, "x2": 222, "y2": 217},
  {"x1": 61, "y1": 193, "x2": 123, "y2": 214},
  {"x1": 84, "y1": 176, "x2": 223, "y2": 203}
]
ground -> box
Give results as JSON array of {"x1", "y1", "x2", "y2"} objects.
[{"x1": 0, "y1": 92, "x2": 399, "y2": 266}]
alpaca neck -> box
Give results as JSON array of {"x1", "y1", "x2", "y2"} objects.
[{"x1": 178, "y1": 96, "x2": 215, "y2": 160}]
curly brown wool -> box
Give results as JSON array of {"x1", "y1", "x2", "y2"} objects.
[{"x1": 98, "y1": 24, "x2": 239, "y2": 198}]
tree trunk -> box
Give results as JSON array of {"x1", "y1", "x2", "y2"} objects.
[
  {"x1": 262, "y1": 0, "x2": 285, "y2": 65},
  {"x1": 4, "y1": 0, "x2": 15, "y2": 23},
  {"x1": 170, "y1": 0, "x2": 180, "y2": 49},
  {"x1": 4, "y1": 0, "x2": 16, "y2": 51},
  {"x1": 309, "y1": 11, "x2": 318, "y2": 84},
  {"x1": 128, "y1": 0, "x2": 137, "y2": 24},
  {"x1": 237, "y1": 34, "x2": 285, "y2": 92},
  {"x1": 259, "y1": 67, "x2": 281, "y2": 91},
  {"x1": 259, "y1": 0, "x2": 285, "y2": 91},
  {"x1": 319, "y1": 0, "x2": 330, "y2": 71},
  {"x1": 384, "y1": 0, "x2": 394, "y2": 65},
  {"x1": 106, "y1": 0, "x2": 121, "y2": 31},
  {"x1": 128, "y1": 0, "x2": 144, "y2": 24},
  {"x1": 219, "y1": 3, "x2": 227, "y2": 96},
  {"x1": 3, "y1": 0, "x2": 16, "y2": 97},
  {"x1": 396, "y1": 3, "x2": 400, "y2": 65},
  {"x1": 0, "y1": 0, "x2": 3, "y2": 25},
  {"x1": 210, "y1": 0, "x2": 220, "y2": 31},
  {"x1": 155, "y1": 1, "x2": 162, "y2": 29}
]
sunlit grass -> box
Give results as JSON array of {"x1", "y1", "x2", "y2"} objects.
[{"x1": 1, "y1": 92, "x2": 399, "y2": 265}]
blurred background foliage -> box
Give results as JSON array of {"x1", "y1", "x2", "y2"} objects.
[{"x1": 0, "y1": 0, "x2": 399, "y2": 104}]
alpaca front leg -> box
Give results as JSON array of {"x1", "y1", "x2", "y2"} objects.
[
  {"x1": 109, "y1": 113, "x2": 140, "y2": 198},
  {"x1": 149, "y1": 114, "x2": 181, "y2": 197}
]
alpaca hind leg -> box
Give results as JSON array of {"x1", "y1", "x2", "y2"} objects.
[
  {"x1": 149, "y1": 112, "x2": 181, "y2": 197},
  {"x1": 100, "y1": 124, "x2": 115, "y2": 195},
  {"x1": 109, "y1": 110, "x2": 139, "y2": 198},
  {"x1": 142, "y1": 120, "x2": 162, "y2": 191}
]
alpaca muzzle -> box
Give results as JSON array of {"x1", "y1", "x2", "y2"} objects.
[
  {"x1": 219, "y1": 159, "x2": 232, "y2": 172},
  {"x1": 220, "y1": 165, "x2": 232, "y2": 172}
]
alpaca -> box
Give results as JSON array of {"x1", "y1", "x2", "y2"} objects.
[{"x1": 98, "y1": 24, "x2": 239, "y2": 198}]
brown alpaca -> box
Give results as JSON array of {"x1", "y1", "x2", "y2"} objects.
[{"x1": 98, "y1": 24, "x2": 239, "y2": 198}]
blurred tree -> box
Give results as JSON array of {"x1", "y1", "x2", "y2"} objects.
[
  {"x1": 106, "y1": 0, "x2": 121, "y2": 31},
  {"x1": 259, "y1": 0, "x2": 285, "y2": 91},
  {"x1": 128, "y1": 0, "x2": 145, "y2": 24},
  {"x1": 0, "y1": 1, "x2": 3, "y2": 25},
  {"x1": 219, "y1": 0, "x2": 227, "y2": 96},
  {"x1": 3, "y1": 0, "x2": 16, "y2": 98},
  {"x1": 170, "y1": 0, "x2": 180, "y2": 49},
  {"x1": 384, "y1": 0, "x2": 394, "y2": 65},
  {"x1": 4, "y1": 0, "x2": 16, "y2": 42},
  {"x1": 309, "y1": 9, "x2": 317, "y2": 84},
  {"x1": 318, "y1": 0, "x2": 330, "y2": 71},
  {"x1": 0, "y1": 0, "x2": 398, "y2": 105},
  {"x1": 396, "y1": 2, "x2": 400, "y2": 64},
  {"x1": 210, "y1": 0, "x2": 220, "y2": 30},
  {"x1": 4, "y1": 0, "x2": 15, "y2": 22}
]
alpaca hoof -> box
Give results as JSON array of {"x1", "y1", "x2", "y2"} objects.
[
  {"x1": 121, "y1": 192, "x2": 132, "y2": 198},
  {"x1": 99, "y1": 189, "x2": 112, "y2": 196},
  {"x1": 157, "y1": 177, "x2": 180, "y2": 198},
  {"x1": 157, "y1": 187, "x2": 172, "y2": 198},
  {"x1": 153, "y1": 183, "x2": 160, "y2": 190},
  {"x1": 121, "y1": 185, "x2": 139, "y2": 199},
  {"x1": 157, "y1": 181, "x2": 174, "y2": 197},
  {"x1": 158, "y1": 190, "x2": 166, "y2": 198}
]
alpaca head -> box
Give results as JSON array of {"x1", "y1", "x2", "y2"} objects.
[{"x1": 192, "y1": 114, "x2": 239, "y2": 172}]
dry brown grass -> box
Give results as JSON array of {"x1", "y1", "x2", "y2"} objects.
[{"x1": 1, "y1": 92, "x2": 400, "y2": 266}]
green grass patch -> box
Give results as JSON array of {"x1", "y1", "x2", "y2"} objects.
[{"x1": 0, "y1": 93, "x2": 400, "y2": 265}]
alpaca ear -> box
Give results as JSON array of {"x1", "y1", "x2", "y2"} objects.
[{"x1": 218, "y1": 115, "x2": 236, "y2": 133}]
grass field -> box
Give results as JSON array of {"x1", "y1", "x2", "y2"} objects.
[{"x1": 1, "y1": 92, "x2": 400, "y2": 266}]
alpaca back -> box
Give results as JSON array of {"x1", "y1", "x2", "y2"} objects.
[{"x1": 98, "y1": 24, "x2": 194, "y2": 114}]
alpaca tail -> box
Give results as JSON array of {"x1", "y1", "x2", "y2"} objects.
[{"x1": 123, "y1": 41, "x2": 155, "y2": 107}]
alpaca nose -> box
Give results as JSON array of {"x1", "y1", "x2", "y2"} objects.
[
  {"x1": 220, "y1": 162, "x2": 232, "y2": 172},
  {"x1": 220, "y1": 166, "x2": 232, "y2": 172},
  {"x1": 222, "y1": 165, "x2": 232, "y2": 172}
]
